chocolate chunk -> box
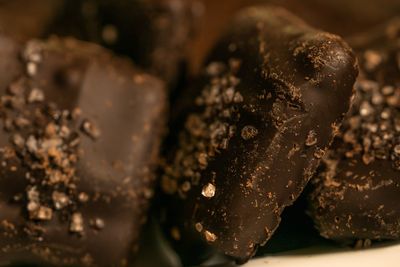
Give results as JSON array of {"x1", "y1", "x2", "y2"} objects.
[
  {"x1": 0, "y1": 35, "x2": 167, "y2": 266},
  {"x1": 161, "y1": 5, "x2": 357, "y2": 263},
  {"x1": 187, "y1": 0, "x2": 400, "y2": 76},
  {"x1": 308, "y1": 20, "x2": 400, "y2": 244},
  {"x1": 50, "y1": 0, "x2": 201, "y2": 86}
]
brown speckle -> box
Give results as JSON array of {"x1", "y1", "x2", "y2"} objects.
[
  {"x1": 92, "y1": 218, "x2": 105, "y2": 230},
  {"x1": 28, "y1": 88, "x2": 45, "y2": 103},
  {"x1": 305, "y1": 130, "x2": 318, "y2": 146},
  {"x1": 171, "y1": 227, "x2": 181, "y2": 240},
  {"x1": 70, "y1": 213, "x2": 84, "y2": 233},
  {"x1": 81, "y1": 119, "x2": 101, "y2": 140},
  {"x1": 26, "y1": 62, "x2": 38, "y2": 77},
  {"x1": 241, "y1": 125, "x2": 258, "y2": 140},
  {"x1": 204, "y1": 230, "x2": 217, "y2": 242},
  {"x1": 102, "y1": 24, "x2": 119, "y2": 45},
  {"x1": 195, "y1": 222, "x2": 203, "y2": 232},
  {"x1": 202, "y1": 183, "x2": 216, "y2": 198},
  {"x1": 52, "y1": 191, "x2": 70, "y2": 210},
  {"x1": 314, "y1": 148, "x2": 325, "y2": 159},
  {"x1": 364, "y1": 50, "x2": 382, "y2": 71}
]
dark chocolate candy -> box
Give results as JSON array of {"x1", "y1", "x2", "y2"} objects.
[
  {"x1": 187, "y1": 0, "x2": 400, "y2": 74},
  {"x1": 50, "y1": 0, "x2": 200, "y2": 86},
  {"x1": 187, "y1": 0, "x2": 400, "y2": 75},
  {"x1": 308, "y1": 20, "x2": 400, "y2": 244},
  {"x1": 161, "y1": 5, "x2": 357, "y2": 262},
  {"x1": 0, "y1": 36, "x2": 167, "y2": 266}
]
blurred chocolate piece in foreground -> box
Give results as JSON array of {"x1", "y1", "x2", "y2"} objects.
[{"x1": 0, "y1": 35, "x2": 167, "y2": 266}]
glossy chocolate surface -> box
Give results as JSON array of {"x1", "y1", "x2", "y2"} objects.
[
  {"x1": 0, "y1": 36, "x2": 167, "y2": 266},
  {"x1": 308, "y1": 20, "x2": 400, "y2": 244},
  {"x1": 161, "y1": 5, "x2": 357, "y2": 262}
]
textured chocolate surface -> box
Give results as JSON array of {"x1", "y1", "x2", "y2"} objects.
[
  {"x1": 187, "y1": 0, "x2": 400, "y2": 74},
  {"x1": 308, "y1": 19, "x2": 400, "y2": 244},
  {"x1": 0, "y1": 36, "x2": 167, "y2": 266},
  {"x1": 161, "y1": 5, "x2": 357, "y2": 262},
  {"x1": 50, "y1": 0, "x2": 200, "y2": 86}
]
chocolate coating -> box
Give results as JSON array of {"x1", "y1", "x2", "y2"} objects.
[
  {"x1": 161, "y1": 6, "x2": 357, "y2": 262},
  {"x1": 308, "y1": 20, "x2": 400, "y2": 244},
  {"x1": 187, "y1": 0, "x2": 400, "y2": 74},
  {"x1": 50, "y1": 0, "x2": 200, "y2": 86},
  {"x1": 0, "y1": 36, "x2": 167, "y2": 266}
]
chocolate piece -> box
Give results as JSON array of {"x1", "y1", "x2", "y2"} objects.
[
  {"x1": 0, "y1": 36, "x2": 167, "y2": 266},
  {"x1": 161, "y1": 5, "x2": 357, "y2": 262},
  {"x1": 308, "y1": 20, "x2": 400, "y2": 244},
  {"x1": 187, "y1": 0, "x2": 400, "y2": 75},
  {"x1": 50, "y1": 0, "x2": 200, "y2": 86}
]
